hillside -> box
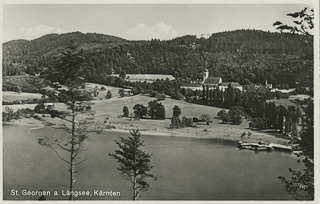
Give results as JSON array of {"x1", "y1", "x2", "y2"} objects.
[{"x1": 2, "y1": 30, "x2": 313, "y2": 88}]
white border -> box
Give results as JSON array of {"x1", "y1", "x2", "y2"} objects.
[{"x1": 0, "y1": 0, "x2": 319, "y2": 204}]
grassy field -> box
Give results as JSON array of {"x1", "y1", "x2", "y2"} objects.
[
  {"x1": 2, "y1": 91, "x2": 42, "y2": 102},
  {"x1": 3, "y1": 82, "x2": 292, "y2": 145}
]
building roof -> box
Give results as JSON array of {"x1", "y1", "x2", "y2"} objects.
[
  {"x1": 111, "y1": 74, "x2": 175, "y2": 81},
  {"x1": 203, "y1": 77, "x2": 221, "y2": 85},
  {"x1": 219, "y1": 82, "x2": 242, "y2": 87}
]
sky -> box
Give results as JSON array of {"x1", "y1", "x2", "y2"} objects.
[{"x1": 2, "y1": 3, "x2": 314, "y2": 42}]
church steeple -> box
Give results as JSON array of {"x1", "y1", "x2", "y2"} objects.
[{"x1": 203, "y1": 69, "x2": 209, "y2": 83}]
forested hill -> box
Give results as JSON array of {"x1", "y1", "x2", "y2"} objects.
[{"x1": 3, "y1": 30, "x2": 313, "y2": 88}]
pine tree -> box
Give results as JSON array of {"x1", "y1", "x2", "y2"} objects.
[
  {"x1": 38, "y1": 43, "x2": 102, "y2": 200},
  {"x1": 109, "y1": 130, "x2": 158, "y2": 200}
]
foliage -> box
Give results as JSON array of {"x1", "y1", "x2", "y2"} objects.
[
  {"x1": 106, "y1": 90, "x2": 112, "y2": 99},
  {"x1": 221, "y1": 113, "x2": 230, "y2": 124},
  {"x1": 172, "y1": 105, "x2": 182, "y2": 117},
  {"x1": 2, "y1": 76, "x2": 47, "y2": 93},
  {"x1": 37, "y1": 43, "x2": 101, "y2": 201},
  {"x1": 119, "y1": 70, "x2": 126, "y2": 79},
  {"x1": 123, "y1": 106, "x2": 129, "y2": 117},
  {"x1": 156, "y1": 93, "x2": 166, "y2": 101},
  {"x1": 217, "y1": 109, "x2": 227, "y2": 118},
  {"x1": 109, "y1": 130, "x2": 157, "y2": 200},
  {"x1": 228, "y1": 107, "x2": 242, "y2": 125},
  {"x1": 181, "y1": 116, "x2": 193, "y2": 127},
  {"x1": 3, "y1": 30, "x2": 313, "y2": 88},
  {"x1": 133, "y1": 104, "x2": 148, "y2": 119},
  {"x1": 118, "y1": 89, "x2": 125, "y2": 97},
  {"x1": 148, "y1": 100, "x2": 166, "y2": 120},
  {"x1": 2, "y1": 107, "x2": 35, "y2": 121},
  {"x1": 278, "y1": 99, "x2": 314, "y2": 200},
  {"x1": 273, "y1": 7, "x2": 314, "y2": 35},
  {"x1": 34, "y1": 103, "x2": 46, "y2": 114},
  {"x1": 200, "y1": 114, "x2": 212, "y2": 125}
]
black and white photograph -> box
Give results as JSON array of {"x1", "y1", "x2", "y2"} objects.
[{"x1": 1, "y1": 0, "x2": 319, "y2": 202}]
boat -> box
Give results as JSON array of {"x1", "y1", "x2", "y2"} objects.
[
  {"x1": 238, "y1": 141, "x2": 272, "y2": 151},
  {"x1": 268, "y1": 143, "x2": 292, "y2": 152}
]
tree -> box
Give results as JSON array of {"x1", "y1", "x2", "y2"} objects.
[
  {"x1": 148, "y1": 100, "x2": 165, "y2": 120},
  {"x1": 118, "y1": 89, "x2": 125, "y2": 97},
  {"x1": 200, "y1": 114, "x2": 212, "y2": 125},
  {"x1": 221, "y1": 113, "x2": 230, "y2": 124},
  {"x1": 273, "y1": 7, "x2": 314, "y2": 35},
  {"x1": 119, "y1": 70, "x2": 126, "y2": 79},
  {"x1": 240, "y1": 132, "x2": 246, "y2": 141},
  {"x1": 37, "y1": 43, "x2": 101, "y2": 201},
  {"x1": 133, "y1": 104, "x2": 148, "y2": 119},
  {"x1": 109, "y1": 130, "x2": 158, "y2": 200},
  {"x1": 217, "y1": 109, "x2": 227, "y2": 118},
  {"x1": 123, "y1": 106, "x2": 129, "y2": 117},
  {"x1": 106, "y1": 90, "x2": 112, "y2": 99},
  {"x1": 156, "y1": 93, "x2": 166, "y2": 101},
  {"x1": 14, "y1": 85, "x2": 22, "y2": 94},
  {"x1": 172, "y1": 105, "x2": 181, "y2": 117},
  {"x1": 229, "y1": 107, "x2": 242, "y2": 125},
  {"x1": 279, "y1": 99, "x2": 314, "y2": 200}
]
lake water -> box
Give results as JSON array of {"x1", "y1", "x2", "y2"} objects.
[{"x1": 3, "y1": 124, "x2": 301, "y2": 200}]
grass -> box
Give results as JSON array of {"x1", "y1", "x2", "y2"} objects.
[
  {"x1": 3, "y1": 82, "x2": 292, "y2": 145},
  {"x1": 2, "y1": 91, "x2": 42, "y2": 102}
]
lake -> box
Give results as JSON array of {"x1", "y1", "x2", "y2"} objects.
[{"x1": 3, "y1": 124, "x2": 301, "y2": 200}]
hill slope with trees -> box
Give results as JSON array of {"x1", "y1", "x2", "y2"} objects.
[{"x1": 3, "y1": 30, "x2": 313, "y2": 88}]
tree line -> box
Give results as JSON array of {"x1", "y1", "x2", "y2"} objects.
[{"x1": 3, "y1": 30, "x2": 313, "y2": 89}]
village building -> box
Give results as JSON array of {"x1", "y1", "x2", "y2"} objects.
[
  {"x1": 181, "y1": 69, "x2": 223, "y2": 91},
  {"x1": 111, "y1": 74, "x2": 175, "y2": 82},
  {"x1": 218, "y1": 82, "x2": 243, "y2": 92},
  {"x1": 265, "y1": 80, "x2": 273, "y2": 89}
]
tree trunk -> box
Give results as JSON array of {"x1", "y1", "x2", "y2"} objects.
[{"x1": 69, "y1": 105, "x2": 76, "y2": 201}]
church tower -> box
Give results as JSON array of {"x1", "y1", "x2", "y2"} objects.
[{"x1": 203, "y1": 69, "x2": 209, "y2": 83}]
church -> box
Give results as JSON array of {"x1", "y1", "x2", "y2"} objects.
[{"x1": 202, "y1": 69, "x2": 222, "y2": 88}]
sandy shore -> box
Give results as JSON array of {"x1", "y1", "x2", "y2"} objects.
[{"x1": 3, "y1": 115, "x2": 291, "y2": 146}]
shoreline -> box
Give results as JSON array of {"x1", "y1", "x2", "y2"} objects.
[{"x1": 3, "y1": 117, "x2": 290, "y2": 145}]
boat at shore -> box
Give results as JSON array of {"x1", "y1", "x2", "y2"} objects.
[
  {"x1": 238, "y1": 141, "x2": 292, "y2": 152},
  {"x1": 238, "y1": 141, "x2": 272, "y2": 151},
  {"x1": 268, "y1": 143, "x2": 292, "y2": 152}
]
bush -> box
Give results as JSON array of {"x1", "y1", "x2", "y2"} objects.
[
  {"x1": 123, "y1": 106, "x2": 129, "y2": 117},
  {"x1": 156, "y1": 93, "x2": 166, "y2": 101},
  {"x1": 182, "y1": 116, "x2": 193, "y2": 127},
  {"x1": 217, "y1": 109, "x2": 227, "y2": 118},
  {"x1": 14, "y1": 86, "x2": 22, "y2": 93},
  {"x1": 133, "y1": 104, "x2": 148, "y2": 119},
  {"x1": 201, "y1": 114, "x2": 212, "y2": 125},
  {"x1": 171, "y1": 116, "x2": 182, "y2": 128},
  {"x1": 171, "y1": 93, "x2": 184, "y2": 100},
  {"x1": 148, "y1": 100, "x2": 165, "y2": 120},
  {"x1": 106, "y1": 91, "x2": 112, "y2": 99},
  {"x1": 173, "y1": 105, "x2": 181, "y2": 117},
  {"x1": 229, "y1": 107, "x2": 242, "y2": 125},
  {"x1": 34, "y1": 103, "x2": 46, "y2": 113}
]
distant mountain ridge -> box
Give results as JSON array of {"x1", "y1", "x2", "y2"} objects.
[{"x1": 2, "y1": 30, "x2": 313, "y2": 88}]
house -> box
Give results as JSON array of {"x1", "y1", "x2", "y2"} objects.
[
  {"x1": 265, "y1": 80, "x2": 273, "y2": 89},
  {"x1": 110, "y1": 74, "x2": 175, "y2": 82},
  {"x1": 218, "y1": 82, "x2": 243, "y2": 92},
  {"x1": 123, "y1": 89, "x2": 133, "y2": 96},
  {"x1": 181, "y1": 69, "x2": 222, "y2": 91},
  {"x1": 202, "y1": 69, "x2": 222, "y2": 88},
  {"x1": 203, "y1": 77, "x2": 222, "y2": 87}
]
